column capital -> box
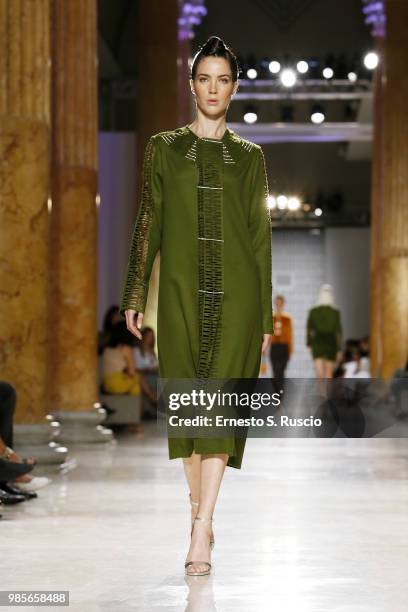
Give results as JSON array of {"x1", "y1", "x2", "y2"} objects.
[
  {"x1": 362, "y1": 0, "x2": 386, "y2": 38},
  {"x1": 178, "y1": 0, "x2": 207, "y2": 40}
]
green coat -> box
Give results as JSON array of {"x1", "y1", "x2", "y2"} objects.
[
  {"x1": 306, "y1": 305, "x2": 342, "y2": 360},
  {"x1": 120, "y1": 125, "x2": 273, "y2": 468}
]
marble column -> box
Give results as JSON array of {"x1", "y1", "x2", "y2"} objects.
[
  {"x1": 0, "y1": 0, "x2": 51, "y2": 422},
  {"x1": 134, "y1": 0, "x2": 181, "y2": 338},
  {"x1": 369, "y1": 36, "x2": 385, "y2": 376},
  {"x1": 380, "y1": 0, "x2": 408, "y2": 378},
  {"x1": 48, "y1": 0, "x2": 98, "y2": 410},
  {"x1": 134, "y1": 1, "x2": 206, "y2": 339}
]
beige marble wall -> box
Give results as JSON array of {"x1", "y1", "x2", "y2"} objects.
[
  {"x1": 0, "y1": 1, "x2": 51, "y2": 423},
  {"x1": 48, "y1": 0, "x2": 98, "y2": 410}
]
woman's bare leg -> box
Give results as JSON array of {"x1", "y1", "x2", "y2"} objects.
[
  {"x1": 182, "y1": 451, "x2": 201, "y2": 522},
  {"x1": 324, "y1": 360, "x2": 335, "y2": 379},
  {"x1": 185, "y1": 453, "x2": 228, "y2": 573},
  {"x1": 314, "y1": 358, "x2": 326, "y2": 396}
]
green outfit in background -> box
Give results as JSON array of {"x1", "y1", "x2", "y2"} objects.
[
  {"x1": 306, "y1": 305, "x2": 342, "y2": 361},
  {"x1": 120, "y1": 125, "x2": 273, "y2": 469}
]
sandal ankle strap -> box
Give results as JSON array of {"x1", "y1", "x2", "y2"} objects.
[
  {"x1": 189, "y1": 493, "x2": 199, "y2": 507},
  {"x1": 195, "y1": 515, "x2": 213, "y2": 522}
]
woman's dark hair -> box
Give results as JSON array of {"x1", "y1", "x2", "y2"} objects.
[
  {"x1": 106, "y1": 320, "x2": 136, "y2": 348},
  {"x1": 190, "y1": 36, "x2": 240, "y2": 82},
  {"x1": 103, "y1": 305, "x2": 120, "y2": 333},
  {"x1": 139, "y1": 327, "x2": 155, "y2": 354}
]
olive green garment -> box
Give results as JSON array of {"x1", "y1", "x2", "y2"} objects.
[
  {"x1": 120, "y1": 125, "x2": 273, "y2": 469},
  {"x1": 306, "y1": 305, "x2": 342, "y2": 361}
]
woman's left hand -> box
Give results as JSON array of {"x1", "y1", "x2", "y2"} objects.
[{"x1": 261, "y1": 334, "x2": 271, "y2": 353}]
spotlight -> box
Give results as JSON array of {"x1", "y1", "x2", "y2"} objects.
[
  {"x1": 247, "y1": 68, "x2": 258, "y2": 79},
  {"x1": 267, "y1": 195, "x2": 276, "y2": 209},
  {"x1": 243, "y1": 105, "x2": 258, "y2": 124},
  {"x1": 277, "y1": 195, "x2": 288, "y2": 210},
  {"x1": 288, "y1": 197, "x2": 301, "y2": 211},
  {"x1": 364, "y1": 51, "x2": 379, "y2": 70},
  {"x1": 314, "y1": 207, "x2": 323, "y2": 217},
  {"x1": 280, "y1": 68, "x2": 297, "y2": 88},
  {"x1": 348, "y1": 71, "x2": 357, "y2": 82},
  {"x1": 269, "y1": 60, "x2": 281, "y2": 74},
  {"x1": 297, "y1": 60, "x2": 309, "y2": 74},
  {"x1": 322, "y1": 67, "x2": 334, "y2": 79},
  {"x1": 311, "y1": 104, "x2": 325, "y2": 124}
]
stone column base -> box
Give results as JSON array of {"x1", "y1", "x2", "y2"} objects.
[
  {"x1": 13, "y1": 423, "x2": 68, "y2": 466},
  {"x1": 47, "y1": 407, "x2": 114, "y2": 444}
]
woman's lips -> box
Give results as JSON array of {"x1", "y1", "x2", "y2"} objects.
[{"x1": 207, "y1": 100, "x2": 218, "y2": 104}]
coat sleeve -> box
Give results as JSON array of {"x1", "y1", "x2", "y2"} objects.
[
  {"x1": 248, "y1": 145, "x2": 273, "y2": 334},
  {"x1": 120, "y1": 136, "x2": 162, "y2": 316}
]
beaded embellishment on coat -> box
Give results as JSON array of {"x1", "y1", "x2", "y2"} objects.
[{"x1": 195, "y1": 138, "x2": 224, "y2": 378}]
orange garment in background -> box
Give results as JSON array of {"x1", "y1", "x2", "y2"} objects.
[{"x1": 270, "y1": 312, "x2": 293, "y2": 354}]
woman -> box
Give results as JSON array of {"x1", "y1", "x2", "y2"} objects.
[
  {"x1": 121, "y1": 36, "x2": 273, "y2": 576},
  {"x1": 307, "y1": 284, "x2": 342, "y2": 393},
  {"x1": 102, "y1": 321, "x2": 156, "y2": 432}
]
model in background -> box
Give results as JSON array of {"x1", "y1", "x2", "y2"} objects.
[
  {"x1": 307, "y1": 284, "x2": 342, "y2": 394},
  {"x1": 121, "y1": 36, "x2": 273, "y2": 576},
  {"x1": 269, "y1": 294, "x2": 293, "y2": 392}
]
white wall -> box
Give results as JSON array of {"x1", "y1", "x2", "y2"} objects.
[
  {"x1": 271, "y1": 227, "x2": 370, "y2": 377},
  {"x1": 324, "y1": 227, "x2": 370, "y2": 340}
]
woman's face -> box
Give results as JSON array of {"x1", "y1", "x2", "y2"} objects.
[{"x1": 190, "y1": 56, "x2": 238, "y2": 118}]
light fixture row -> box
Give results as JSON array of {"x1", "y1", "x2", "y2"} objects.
[
  {"x1": 267, "y1": 195, "x2": 322, "y2": 217},
  {"x1": 245, "y1": 52, "x2": 379, "y2": 84}
]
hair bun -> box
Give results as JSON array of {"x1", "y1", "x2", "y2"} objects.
[{"x1": 190, "y1": 35, "x2": 239, "y2": 82}]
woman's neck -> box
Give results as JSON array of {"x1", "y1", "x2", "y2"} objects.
[{"x1": 188, "y1": 116, "x2": 227, "y2": 140}]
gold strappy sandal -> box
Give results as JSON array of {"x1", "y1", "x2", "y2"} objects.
[
  {"x1": 189, "y1": 493, "x2": 215, "y2": 550},
  {"x1": 185, "y1": 516, "x2": 213, "y2": 577}
]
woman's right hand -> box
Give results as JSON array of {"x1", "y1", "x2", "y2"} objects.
[{"x1": 125, "y1": 309, "x2": 144, "y2": 340}]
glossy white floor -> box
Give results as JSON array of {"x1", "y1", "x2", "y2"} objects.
[{"x1": 2, "y1": 425, "x2": 408, "y2": 612}]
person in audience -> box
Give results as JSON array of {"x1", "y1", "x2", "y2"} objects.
[
  {"x1": 98, "y1": 305, "x2": 122, "y2": 355},
  {"x1": 134, "y1": 327, "x2": 159, "y2": 418},
  {"x1": 101, "y1": 321, "x2": 156, "y2": 432},
  {"x1": 342, "y1": 346, "x2": 360, "y2": 378},
  {"x1": 269, "y1": 295, "x2": 293, "y2": 392},
  {"x1": 0, "y1": 381, "x2": 51, "y2": 505}
]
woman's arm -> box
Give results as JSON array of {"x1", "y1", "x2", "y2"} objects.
[
  {"x1": 248, "y1": 146, "x2": 273, "y2": 335},
  {"x1": 120, "y1": 136, "x2": 163, "y2": 318}
]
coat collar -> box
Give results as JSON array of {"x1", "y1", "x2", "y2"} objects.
[{"x1": 157, "y1": 124, "x2": 257, "y2": 165}]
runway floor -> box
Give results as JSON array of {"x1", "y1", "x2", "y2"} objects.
[{"x1": 2, "y1": 424, "x2": 408, "y2": 611}]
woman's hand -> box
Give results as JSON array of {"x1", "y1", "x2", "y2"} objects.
[
  {"x1": 261, "y1": 334, "x2": 271, "y2": 353},
  {"x1": 125, "y1": 309, "x2": 144, "y2": 340}
]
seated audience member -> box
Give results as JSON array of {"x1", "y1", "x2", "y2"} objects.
[
  {"x1": 0, "y1": 382, "x2": 50, "y2": 506},
  {"x1": 101, "y1": 322, "x2": 156, "y2": 432},
  {"x1": 98, "y1": 305, "x2": 121, "y2": 356},
  {"x1": 342, "y1": 346, "x2": 360, "y2": 378},
  {"x1": 134, "y1": 328, "x2": 159, "y2": 418}
]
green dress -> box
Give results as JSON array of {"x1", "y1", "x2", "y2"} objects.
[
  {"x1": 306, "y1": 305, "x2": 342, "y2": 360},
  {"x1": 120, "y1": 125, "x2": 273, "y2": 468}
]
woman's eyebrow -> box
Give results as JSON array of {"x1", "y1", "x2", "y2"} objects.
[{"x1": 196, "y1": 73, "x2": 231, "y2": 77}]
